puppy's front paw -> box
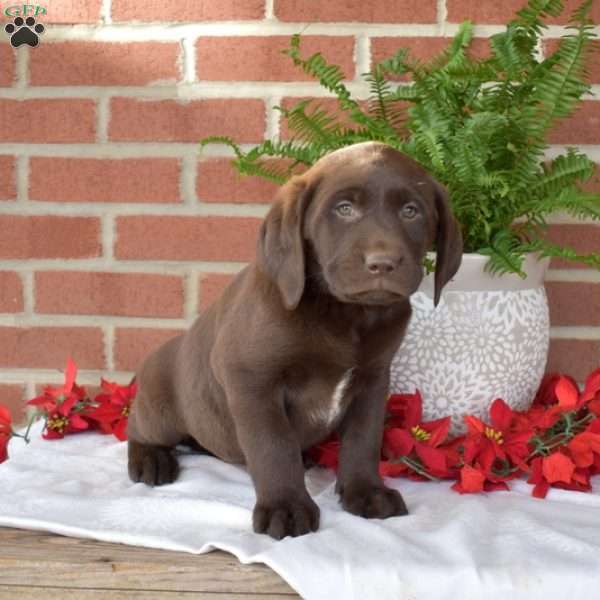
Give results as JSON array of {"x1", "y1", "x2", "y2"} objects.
[
  {"x1": 253, "y1": 494, "x2": 320, "y2": 540},
  {"x1": 128, "y1": 440, "x2": 179, "y2": 486},
  {"x1": 339, "y1": 482, "x2": 408, "y2": 519}
]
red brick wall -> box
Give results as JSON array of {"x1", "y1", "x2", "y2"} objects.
[{"x1": 0, "y1": 0, "x2": 598, "y2": 420}]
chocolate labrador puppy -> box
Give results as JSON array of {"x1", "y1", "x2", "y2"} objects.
[{"x1": 127, "y1": 141, "x2": 463, "y2": 539}]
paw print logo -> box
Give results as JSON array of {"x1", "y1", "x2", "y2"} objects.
[{"x1": 5, "y1": 16, "x2": 45, "y2": 48}]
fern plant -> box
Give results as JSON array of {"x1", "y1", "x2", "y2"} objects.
[{"x1": 201, "y1": 0, "x2": 600, "y2": 277}]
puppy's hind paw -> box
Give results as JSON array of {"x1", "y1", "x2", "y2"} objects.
[{"x1": 128, "y1": 440, "x2": 179, "y2": 486}]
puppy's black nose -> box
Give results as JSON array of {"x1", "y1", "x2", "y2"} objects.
[{"x1": 365, "y1": 253, "x2": 399, "y2": 275}]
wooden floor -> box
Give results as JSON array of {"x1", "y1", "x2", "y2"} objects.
[{"x1": 0, "y1": 528, "x2": 300, "y2": 599}]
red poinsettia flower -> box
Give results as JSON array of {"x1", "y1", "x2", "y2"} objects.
[
  {"x1": 86, "y1": 378, "x2": 137, "y2": 441},
  {"x1": 309, "y1": 435, "x2": 341, "y2": 471},
  {"x1": 527, "y1": 451, "x2": 591, "y2": 498},
  {"x1": 379, "y1": 459, "x2": 408, "y2": 478},
  {"x1": 42, "y1": 410, "x2": 90, "y2": 440},
  {"x1": 451, "y1": 463, "x2": 510, "y2": 494},
  {"x1": 581, "y1": 368, "x2": 600, "y2": 415},
  {"x1": 533, "y1": 373, "x2": 577, "y2": 407},
  {"x1": 554, "y1": 376, "x2": 587, "y2": 412},
  {"x1": 567, "y1": 419, "x2": 600, "y2": 470},
  {"x1": 521, "y1": 403, "x2": 562, "y2": 431},
  {"x1": 27, "y1": 358, "x2": 85, "y2": 412},
  {"x1": 385, "y1": 391, "x2": 422, "y2": 428},
  {"x1": 0, "y1": 404, "x2": 12, "y2": 464},
  {"x1": 382, "y1": 391, "x2": 452, "y2": 478},
  {"x1": 536, "y1": 369, "x2": 600, "y2": 414},
  {"x1": 26, "y1": 358, "x2": 91, "y2": 439},
  {"x1": 462, "y1": 398, "x2": 533, "y2": 481},
  {"x1": 524, "y1": 375, "x2": 587, "y2": 431}
]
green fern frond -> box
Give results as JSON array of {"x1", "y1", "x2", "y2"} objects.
[
  {"x1": 569, "y1": 0, "x2": 593, "y2": 23},
  {"x1": 479, "y1": 230, "x2": 527, "y2": 277},
  {"x1": 199, "y1": 135, "x2": 246, "y2": 160},
  {"x1": 424, "y1": 21, "x2": 474, "y2": 75},
  {"x1": 515, "y1": 0, "x2": 563, "y2": 33},
  {"x1": 530, "y1": 149, "x2": 595, "y2": 197},
  {"x1": 277, "y1": 100, "x2": 341, "y2": 145}
]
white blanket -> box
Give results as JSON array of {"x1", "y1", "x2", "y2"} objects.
[{"x1": 1, "y1": 422, "x2": 600, "y2": 600}]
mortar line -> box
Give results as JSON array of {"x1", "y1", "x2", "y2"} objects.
[
  {"x1": 1, "y1": 83, "x2": 599, "y2": 100},
  {"x1": 437, "y1": 0, "x2": 447, "y2": 35},
  {"x1": 101, "y1": 213, "x2": 115, "y2": 261},
  {"x1": 0, "y1": 140, "x2": 596, "y2": 159},
  {"x1": 21, "y1": 271, "x2": 34, "y2": 317},
  {"x1": 0, "y1": 369, "x2": 136, "y2": 384},
  {"x1": 24, "y1": 379, "x2": 36, "y2": 401},
  {"x1": 0, "y1": 314, "x2": 189, "y2": 328},
  {"x1": 545, "y1": 270, "x2": 600, "y2": 283},
  {"x1": 96, "y1": 96, "x2": 110, "y2": 142},
  {"x1": 100, "y1": 0, "x2": 112, "y2": 24},
  {"x1": 181, "y1": 37, "x2": 196, "y2": 83},
  {"x1": 265, "y1": 0, "x2": 275, "y2": 20},
  {"x1": 15, "y1": 154, "x2": 28, "y2": 203},
  {"x1": 0, "y1": 21, "x2": 595, "y2": 39},
  {"x1": 549, "y1": 326, "x2": 600, "y2": 339},
  {"x1": 181, "y1": 153, "x2": 198, "y2": 205},
  {"x1": 0, "y1": 260, "x2": 248, "y2": 274},
  {"x1": 355, "y1": 35, "x2": 371, "y2": 77},
  {"x1": 0, "y1": 199, "x2": 271, "y2": 217},
  {"x1": 104, "y1": 324, "x2": 115, "y2": 371},
  {"x1": 14, "y1": 45, "x2": 28, "y2": 89},
  {"x1": 265, "y1": 95, "x2": 282, "y2": 140},
  {"x1": 184, "y1": 270, "x2": 199, "y2": 322}
]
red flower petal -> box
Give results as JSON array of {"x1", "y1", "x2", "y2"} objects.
[
  {"x1": 403, "y1": 390, "x2": 422, "y2": 428},
  {"x1": 422, "y1": 417, "x2": 451, "y2": 447},
  {"x1": 490, "y1": 398, "x2": 513, "y2": 432},
  {"x1": 582, "y1": 368, "x2": 600, "y2": 402},
  {"x1": 568, "y1": 432, "x2": 600, "y2": 468},
  {"x1": 383, "y1": 428, "x2": 414, "y2": 458},
  {"x1": 453, "y1": 465, "x2": 485, "y2": 494},
  {"x1": 415, "y1": 443, "x2": 448, "y2": 474},
  {"x1": 478, "y1": 441, "x2": 499, "y2": 474},
  {"x1": 464, "y1": 415, "x2": 485, "y2": 435},
  {"x1": 533, "y1": 373, "x2": 561, "y2": 407},
  {"x1": 379, "y1": 460, "x2": 407, "y2": 478},
  {"x1": 0, "y1": 434, "x2": 9, "y2": 464},
  {"x1": 68, "y1": 413, "x2": 89, "y2": 432},
  {"x1": 556, "y1": 377, "x2": 580, "y2": 410},
  {"x1": 43, "y1": 428, "x2": 64, "y2": 440},
  {"x1": 483, "y1": 480, "x2": 510, "y2": 492},
  {"x1": 113, "y1": 418, "x2": 128, "y2": 441},
  {"x1": 310, "y1": 438, "x2": 340, "y2": 471},
  {"x1": 532, "y1": 480, "x2": 550, "y2": 499},
  {"x1": 542, "y1": 452, "x2": 576, "y2": 484},
  {"x1": 0, "y1": 404, "x2": 12, "y2": 433},
  {"x1": 59, "y1": 394, "x2": 79, "y2": 416},
  {"x1": 590, "y1": 397, "x2": 600, "y2": 417},
  {"x1": 63, "y1": 357, "x2": 78, "y2": 394}
]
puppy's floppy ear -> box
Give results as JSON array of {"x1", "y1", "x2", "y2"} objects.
[
  {"x1": 257, "y1": 175, "x2": 311, "y2": 310},
  {"x1": 433, "y1": 182, "x2": 463, "y2": 307}
]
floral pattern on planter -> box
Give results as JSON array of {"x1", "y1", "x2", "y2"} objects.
[{"x1": 390, "y1": 287, "x2": 550, "y2": 435}]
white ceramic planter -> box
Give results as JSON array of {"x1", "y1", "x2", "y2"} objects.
[{"x1": 390, "y1": 253, "x2": 550, "y2": 435}]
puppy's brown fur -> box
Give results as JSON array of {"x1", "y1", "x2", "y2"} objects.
[{"x1": 128, "y1": 142, "x2": 463, "y2": 540}]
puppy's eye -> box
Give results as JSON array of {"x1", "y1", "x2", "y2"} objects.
[
  {"x1": 335, "y1": 201, "x2": 357, "y2": 218},
  {"x1": 401, "y1": 203, "x2": 419, "y2": 219}
]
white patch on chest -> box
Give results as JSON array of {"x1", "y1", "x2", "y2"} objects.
[{"x1": 311, "y1": 368, "x2": 355, "y2": 427}]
